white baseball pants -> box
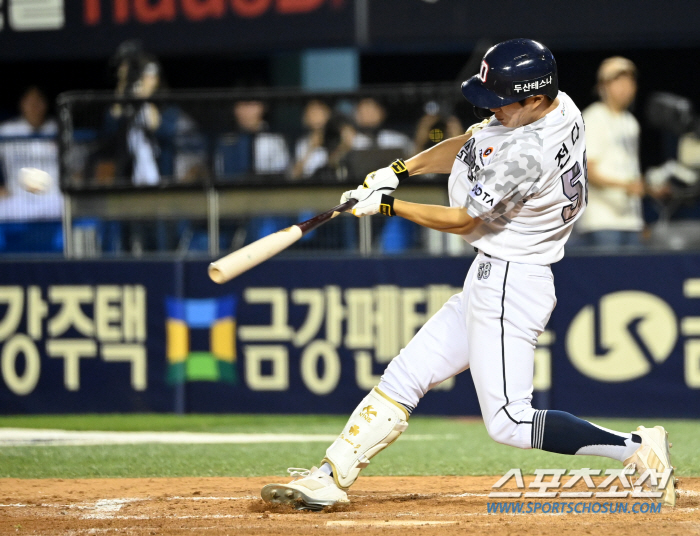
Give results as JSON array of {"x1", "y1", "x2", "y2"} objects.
[{"x1": 378, "y1": 252, "x2": 556, "y2": 449}]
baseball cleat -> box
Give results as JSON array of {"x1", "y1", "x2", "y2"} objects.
[
  {"x1": 624, "y1": 426, "x2": 676, "y2": 507},
  {"x1": 261, "y1": 467, "x2": 349, "y2": 511}
]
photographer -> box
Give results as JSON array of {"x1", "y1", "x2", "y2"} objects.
[
  {"x1": 107, "y1": 40, "x2": 163, "y2": 186},
  {"x1": 291, "y1": 99, "x2": 355, "y2": 181}
]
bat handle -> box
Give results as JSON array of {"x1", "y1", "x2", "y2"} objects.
[{"x1": 331, "y1": 197, "x2": 358, "y2": 218}]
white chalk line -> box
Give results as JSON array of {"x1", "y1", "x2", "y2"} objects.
[
  {"x1": 0, "y1": 497, "x2": 255, "y2": 509},
  {"x1": 328, "y1": 520, "x2": 459, "y2": 527},
  {"x1": 167, "y1": 495, "x2": 258, "y2": 501},
  {"x1": 81, "y1": 513, "x2": 249, "y2": 520},
  {"x1": 0, "y1": 428, "x2": 451, "y2": 447},
  {"x1": 4, "y1": 492, "x2": 698, "y2": 521}
]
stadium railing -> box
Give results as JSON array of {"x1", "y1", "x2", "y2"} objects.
[
  {"x1": 1, "y1": 85, "x2": 692, "y2": 258},
  {"x1": 56, "y1": 84, "x2": 470, "y2": 258}
]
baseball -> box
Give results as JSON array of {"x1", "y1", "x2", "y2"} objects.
[{"x1": 19, "y1": 167, "x2": 52, "y2": 194}]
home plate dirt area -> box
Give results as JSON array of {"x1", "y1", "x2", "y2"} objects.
[{"x1": 3, "y1": 476, "x2": 699, "y2": 535}]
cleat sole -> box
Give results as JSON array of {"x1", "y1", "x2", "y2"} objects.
[{"x1": 261, "y1": 484, "x2": 333, "y2": 511}]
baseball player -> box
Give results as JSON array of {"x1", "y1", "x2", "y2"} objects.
[{"x1": 261, "y1": 39, "x2": 676, "y2": 510}]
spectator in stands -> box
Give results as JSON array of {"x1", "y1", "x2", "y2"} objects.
[
  {"x1": 96, "y1": 41, "x2": 204, "y2": 188},
  {"x1": 216, "y1": 98, "x2": 289, "y2": 179},
  {"x1": 292, "y1": 99, "x2": 331, "y2": 180},
  {"x1": 576, "y1": 57, "x2": 645, "y2": 248},
  {"x1": 351, "y1": 97, "x2": 413, "y2": 156},
  {"x1": 0, "y1": 86, "x2": 58, "y2": 137},
  {"x1": 0, "y1": 85, "x2": 62, "y2": 251},
  {"x1": 413, "y1": 101, "x2": 464, "y2": 154},
  {"x1": 291, "y1": 99, "x2": 356, "y2": 181},
  {"x1": 108, "y1": 40, "x2": 163, "y2": 186}
]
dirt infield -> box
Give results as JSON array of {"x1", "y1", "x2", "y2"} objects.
[{"x1": 2, "y1": 476, "x2": 699, "y2": 535}]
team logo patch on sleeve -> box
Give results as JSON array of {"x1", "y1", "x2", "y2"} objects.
[
  {"x1": 479, "y1": 146, "x2": 495, "y2": 166},
  {"x1": 469, "y1": 181, "x2": 502, "y2": 208}
]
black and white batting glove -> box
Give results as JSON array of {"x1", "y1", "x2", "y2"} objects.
[
  {"x1": 361, "y1": 159, "x2": 409, "y2": 195},
  {"x1": 341, "y1": 187, "x2": 396, "y2": 217}
]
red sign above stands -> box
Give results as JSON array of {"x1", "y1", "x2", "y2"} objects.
[{"x1": 83, "y1": 0, "x2": 342, "y2": 25}]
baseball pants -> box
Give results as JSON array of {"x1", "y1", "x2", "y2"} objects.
[{"x1": 378, "y1": 251, "x2": 555, "y2": 449}]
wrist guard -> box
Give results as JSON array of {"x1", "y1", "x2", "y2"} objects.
[
  {"x1": 379, "y1": 195, "x2": 396, "y2": 216},
  {"x1": 390, "y1": 159, "x2": 410, "y2": 182}
]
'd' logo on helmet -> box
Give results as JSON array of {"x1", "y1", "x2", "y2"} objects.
[{"x1": 479, "y1": 60, "x2": 489, "y2": 83}]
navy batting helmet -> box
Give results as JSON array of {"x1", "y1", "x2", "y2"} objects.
[{"x1": 461, "y1": 38, "x2": 558, "y2": 110}]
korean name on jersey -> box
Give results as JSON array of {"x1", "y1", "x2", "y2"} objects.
[{"x1": 449, "y1": 91, "x2": 588, "y2": 265}]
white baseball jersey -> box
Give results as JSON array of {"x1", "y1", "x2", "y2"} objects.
[{"x1": 448, "y1": 91, "x2": 587, "y2": 265}]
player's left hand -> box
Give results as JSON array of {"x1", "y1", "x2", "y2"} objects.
[
  {"x1": 361, "y1": 159, "x2": 410, "y2": 195},
  {"x1": 341, "y1": 187, "x2": 396, "y2": 217}
]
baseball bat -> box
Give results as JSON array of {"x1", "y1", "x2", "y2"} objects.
[{"x1": 208, "y1": 198, "x2": 358, "y2": 284}]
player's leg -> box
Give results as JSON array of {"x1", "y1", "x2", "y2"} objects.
[
  {"x1": 261, "y1": 267, "x2": 477, "y2": 510},
  {"x1": 377, "y1": 291, "x2": 474, "y2": 410},
  {"x1": 466, "y1": 256, "x2": 675, "y2": 505}
]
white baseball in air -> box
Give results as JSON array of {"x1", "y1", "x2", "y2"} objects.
[{"x1": 19, "y1": 167, "x2": 52, "y2": 194}]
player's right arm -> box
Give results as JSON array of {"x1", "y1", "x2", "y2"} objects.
[
  {"x1": 403, "y1": 132, "x2": 474, "y2": 175},
  {"x1": 361, "y1": 119, "x2": 490, "y2": 192},
  {"x1": 406, "y1": 118, "x2": 491, "y2": 175},
  {"x1": 356, "y1": 135, "x2": 470, "y2": 195}
]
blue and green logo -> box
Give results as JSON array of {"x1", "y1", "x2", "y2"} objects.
[{"x1": 165, "y1": 296, "x2": 237, "y2": 385}]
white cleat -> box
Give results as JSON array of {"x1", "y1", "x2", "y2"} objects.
[
  {"x1": 624, "y1": 426, "x2": 676, "y2": 507},
  {"x1": 261, "y1": 467, "x2": 349, "y2": 511}
]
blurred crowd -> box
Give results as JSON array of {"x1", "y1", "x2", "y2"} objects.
[
  {"x1": 1, "y1": 41, "x2": 700, "y2": 255},
  {"x1": 70, "y1": 83, "x2": 460, "y2": 188}
]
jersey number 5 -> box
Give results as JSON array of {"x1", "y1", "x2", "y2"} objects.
[{"x1": 560, "y1": 152, "x2": 588, "y2": 222}]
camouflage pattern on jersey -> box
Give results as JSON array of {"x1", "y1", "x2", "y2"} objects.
[{"x1": 464, "y1": 130, "x2": 545, "y2": 223}]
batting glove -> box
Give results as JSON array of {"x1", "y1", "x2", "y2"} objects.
[
  {"x1": 341, "y1": 187, "x2": 396, "y2": 217},
  {"x1": 361, "y1": 159, "x2": 410, "y2": 195}
]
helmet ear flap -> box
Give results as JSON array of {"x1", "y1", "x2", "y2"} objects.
[{"x1": 473, "y1": 106, "x2": 493, "y2": 120}]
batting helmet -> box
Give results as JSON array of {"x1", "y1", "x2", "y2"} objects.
[{"x1": 461, "y1": 38, "x2": 558, "y2": 110}]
